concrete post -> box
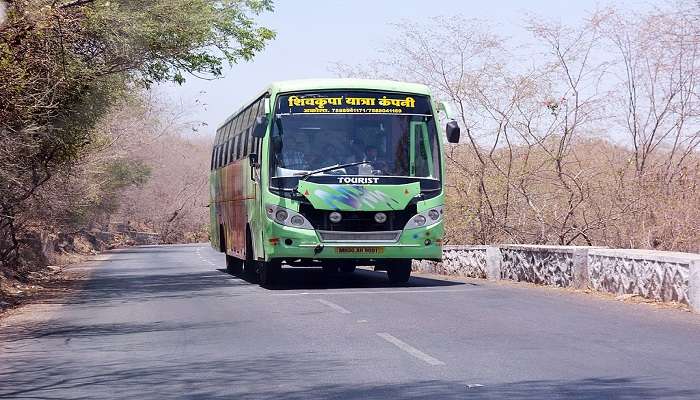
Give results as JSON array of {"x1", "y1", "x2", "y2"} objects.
[
  {"x1": 485, "y1": 246, "x2": 501, "y2": 281},
  {"x1": 572, "y1": 248, "x2": 590, "y2": 289},
  {"x1": 689, "y1": 259, "x2": 700, "y2": 314}
]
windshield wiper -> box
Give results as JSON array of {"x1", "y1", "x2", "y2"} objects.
[{"x1": 295, "y1": 161, "x2": 369, "y2": 180}]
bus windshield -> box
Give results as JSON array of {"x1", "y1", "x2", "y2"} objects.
[{"x1": 270, "y1": 92, "x2": 441, "y2": 183}]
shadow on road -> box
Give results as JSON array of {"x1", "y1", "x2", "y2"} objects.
[
  {"x1": 1, "y1": 352, "x2": 697, "y2": 400},
  {"x1": 220, "y1": 266, "x2": 471, "y2": 291}
]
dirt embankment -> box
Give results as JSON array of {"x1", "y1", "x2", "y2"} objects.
[{"x1": 0, "y1": 226, "x2": 159, "y2": 317}]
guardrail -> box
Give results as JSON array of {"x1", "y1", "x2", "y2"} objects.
[{"x1": 413, "y1": 245, "x2": 700, "y2": 313}]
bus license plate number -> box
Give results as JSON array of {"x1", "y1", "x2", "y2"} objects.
[{"x1": 335, "y1": 247, "x2": 384, "y2": 254}]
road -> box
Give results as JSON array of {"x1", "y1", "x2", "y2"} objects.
[{"x1": 1, "y1": 244, "x2": 699, "y2": 399}]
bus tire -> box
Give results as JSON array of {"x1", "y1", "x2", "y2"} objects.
[
  {"x1": 322, "y1": 264, "x2": 339, "y2": 274},
  {"x1": 386, "y1": 260, "x2": 412, "y2": 283},
  {"x1": 226, "y1": 254, "x2": 242, "y2": 274},
  {"x1": 218, "y1": 225, "x2": 226, "y2": 253},
  {"x1": 243, "y1": 226, "x2": 258, "y2": 280},
  {"x1": 258, "y1": 261, "x2": 281, "y2": 287},
  {"x1": 339, "y1": 262, "x2": 356, "y2": 273}
]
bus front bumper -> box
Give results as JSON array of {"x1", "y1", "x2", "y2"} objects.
[{"x1": 262, "y1": 222, "x2": 443, "y2": 261}]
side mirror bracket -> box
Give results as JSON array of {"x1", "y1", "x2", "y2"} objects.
[
  {"x1": 248, "y1": 153, "x2": 259, "y2": 182},
  {"x1": 437, "y1": 101, "x2": 455, "y2": 120},
  {"x1": 248, "y1": 153, "x2": 259, "y2": 168},
  {"x1": 438, "y1": 100, "x2": 460, "y2": 143}
]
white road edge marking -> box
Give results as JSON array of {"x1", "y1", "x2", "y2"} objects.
[
  {"x1": 316, "y1": 299, "x2": 352, "y2": 314},
  {"x1": 376, "y1": 332, "x2": 445, "y2": 366}
]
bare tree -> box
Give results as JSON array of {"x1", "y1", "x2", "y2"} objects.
[{"x1": 333, "y1": 7, "x2": 700, "y2": 252}]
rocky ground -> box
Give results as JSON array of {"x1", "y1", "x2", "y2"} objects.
[{"x1": 0, "y1": 258, "x2": 88, "y2": 318}]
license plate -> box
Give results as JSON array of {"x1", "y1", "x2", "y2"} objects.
[{"x1": 335, "y1": 247, "x2": 384, "y2": 254}]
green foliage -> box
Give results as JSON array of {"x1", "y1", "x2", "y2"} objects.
[
  {"x1": 81, "y1": 0, "x2": 275, "y2": 85},
  {"x1": 0, "y1": 0, "x2": 275, "y2": 269}
]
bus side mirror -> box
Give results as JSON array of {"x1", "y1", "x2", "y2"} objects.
[
  {"x1": 446, "y1": 120, "x2": 460, "y2": 143},
  {"x1": 249, "y1": 153, "x2": 259, "y2": 168},
  {"x1": 252, "y1": 115, "x2": 268, "y2": 138}
]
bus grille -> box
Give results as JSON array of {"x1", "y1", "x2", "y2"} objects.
[
  {"x1": 299, "y1": 204, "x2": 417, "y2": 232},
  {"x1": 317, "y1": 230, "x2": 402, "y2": 243}
]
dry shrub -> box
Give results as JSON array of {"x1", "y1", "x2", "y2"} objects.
[{"x1": 444, "y1": 139, "x2": 699, "y2": 252}]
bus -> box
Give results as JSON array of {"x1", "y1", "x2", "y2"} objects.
[{"x1": 209, "y1": 79, "x2": 460, "y2": 286}]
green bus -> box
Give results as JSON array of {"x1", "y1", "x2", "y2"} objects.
[{"x1": 209, "y1": 79, "x2": 460, "y2": 286}]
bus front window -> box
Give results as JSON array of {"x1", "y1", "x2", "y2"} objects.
[{"x1": 270, "y1": 113, "x2": 440, "y2": 180}]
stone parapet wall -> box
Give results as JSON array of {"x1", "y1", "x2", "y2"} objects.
[
  {"x1": 413, "y1": 246, "x2": 488, "y2": 279},
  {"x1": 500, "y1": 245, "x2": 583, "y2": 287},
  {"x1": 588, "y1": 249, "x2": 697, "y2": 304},
  {"x1": 413, "y1": 245, "x2": 700, "y2": 313}
]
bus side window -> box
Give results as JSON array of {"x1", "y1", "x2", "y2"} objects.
[
  {"x1": 233, "y1": 116, "x2": 241, "y2": 138},
  {"x1": 230, "y1": 134, "x2": 237, "y2": 161},
  {"x1": 226, "y1": 140, "x2": 233, "y2": 165},
  {"x1": 253, "y1": 99, "x2": 263, "y2": 124},
  {"x1": 213, "y1": 146, "x2": 219, "y2": 169},
  {"x1": 224, "y1": 122, "x2": 232, "y2": 143},
  {"x1": 238, "y1": 131, "x2": 245, "y2": 160},
  {"x1": 246, "y1": 106, "x2": 256, "y2": 130},
  {"x1": 242, "y1": 130, "x2": 250, "y2": 158},
  {"x1": 220, "y1": 142, "x2": 226, "y2": 166},
  {"x1": 248, "y1": 103, "x2": 260, "y2": 155}
]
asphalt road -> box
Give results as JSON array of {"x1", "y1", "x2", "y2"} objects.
[{"x1": 1, "y1": 244, "x2": 699, "y2": 399}]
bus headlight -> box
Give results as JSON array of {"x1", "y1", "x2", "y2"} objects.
[
  {"x1": 265, "y1": 204, "x2": 313, "y2": 230},
  {"x1": 404, "y1": 206, "x2": 444, "y2": 230},
  {"x1": 275, "y1": 210, "x2": 288, "y2": 222},
  {"x1": 428, "y1": 209, "x2": 440, "y2": 221}
]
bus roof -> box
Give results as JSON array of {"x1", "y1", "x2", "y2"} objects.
[{"x1": 216, "y1": 79, "x2": 432, "y2": 131}]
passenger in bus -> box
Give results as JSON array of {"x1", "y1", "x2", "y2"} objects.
[
  {"x1": 307, "y1": 145, "x2": 336, "y2": 170},
  {"x1": 279, "y1": 134, "x2": 308, "y2": 170}
]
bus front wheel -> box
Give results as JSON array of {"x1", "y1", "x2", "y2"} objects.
[
  {"x1": 258, "y1": 261, "x2": 281, "y2": 287},
  {"x1": 226, "y1": 254, "x2": 242, "y2": 274},
  {"x1": 244, "y1": 226, "x2": 258, "y2": 279},
  {"x1": 385, "y1": 260, "x2": 412, "y2": 283},
  {"x1": 339, "y1": 262, "x2": 356, "y2": 273}
]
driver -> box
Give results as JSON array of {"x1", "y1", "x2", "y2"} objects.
[
  {"x1": 363, "y1": 145, "x2": 379, "y2": 162},
  {"x1": 363, "y1": 145, "x2": 387, "y2": 173}
]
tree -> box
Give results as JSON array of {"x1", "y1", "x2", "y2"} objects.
[
  {"x1": 334, "y1": 7, "x2": 699, "y2": 252},
  {"x1": 0, "y1": 0, "x2": 275, "y2": 273}
]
